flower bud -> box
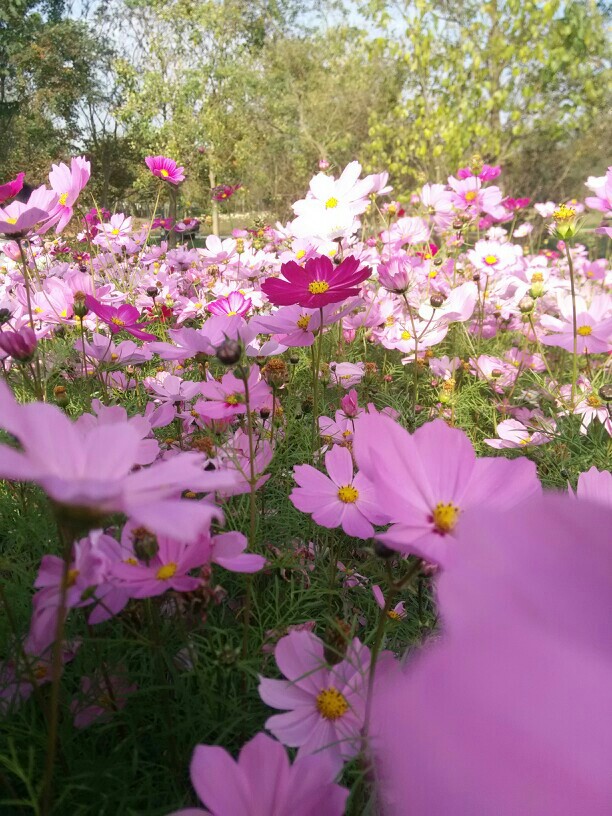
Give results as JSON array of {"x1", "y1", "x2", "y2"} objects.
[
  {"x1": 374, "y1": 540, "x2": 395, "y2": 559},
  {"x1": 530, "y1": 282, "x2": 545, "y2": 298},
  {"x1": 598, "y1": 384, "x2": 612, "y2": 403},
  {"x1": 518, "y1": 296, "x2": 534, "y2": 313},
  {"x1": 0, "y1": 326, "x2": 37, "y2": 362},
  {"x1": 216, "y1": 339, "x2": 241, "y2": 366},
  {"x1": 53, "y1": 384, "x2": 69, "y2": 407},
  {"x1": 430, "y1": 293, "x2": 445, "y2": 308},
  {"x1": 131, "y1": 526, "x2": 159, "y2": 564},
  {"x1": 0, "y1": 308, "x2": 11, "y2": 325},
  {"x1": 146, "y1": 286, "x2": 158, "y2": 299},
  {"x1": 72, "y1": 291, "x2": 88, "y2": 319}
]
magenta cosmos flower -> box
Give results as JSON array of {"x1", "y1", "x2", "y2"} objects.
[
  {"x1": 261, "y1": 255, "x2": 371, "y2": 308},
  {"x1": 85, "y1": 295, "x2": 157, "y2": 341},
  {"x1": 290, "y1": 444, "x2": 388, "y2": 539},
  {"x1": 196, "y1": 365, "x2": 271, "y2": 421},
  {"x1": 0, "y1": 381, "x2": 236, "y2": 540},
  {"x1": 167, "y1": 731, "x2": 348, "y2": 816},
  {"x1": 353, "y1": 415, "x2": 540, "y2": 566},
  {"x1": 258, "y1": 630, "x2": 371, "y2": 770},
  {"x1": 211, "y1": 183, "x2": 241, "y2": 201},
  {"x1": 0, "y1": 326, "x2": 37, "y2": 361},
  {"x1": 370, "y1": 495, "x2": 612, "y2": 816},
  {"x1": 145, "y1": 155, "x2": 185, "y2": 185},
  {"x1": 0, "y1": 171, "x2": 25, "y2": 204}
]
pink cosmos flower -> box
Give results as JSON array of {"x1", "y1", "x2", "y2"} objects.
[
  {"x1": 381, "y1": 216, "x2": 429, "y2": 250},
  {"x1": 328, "y1": 361, "x2": 365, "y2": 389},
  {"x1": 196, "y1": 365, "x2": 271, "y2": 420},
  {"x1": 145, "y1": 155, "x2": 185, "y2": 185},
  {"x1": 340, "y1": 389, "x2": 359, "y2": 417},
  {"x1": 0, "y1": 172, "x2": 25, "y2": 204},
  {"x1": 258, "y1": 630, "x2": 371, "y2": 770},
  {"x1": 261, "y1": 255, "x2": 370, "y2": 308},
  {"x1": 448, "y1": 176, "x2": 503, "y2": 216},
  {"x1": 585, "y1": 166, "x2": 612, "y2": 216},
  {"x1": 167, "y1": 731, "x2": 348, "y2": 816},
  {"x1": 290, "y1": 444, "x2": 387, "y2": 538},
  {"x1": 484, "y1": 418, "x2": 552, "y2": 449},
  {"x1": 0, "y1": 380, "x2": 235, "y2": 541},
  {"x1": 80, "y1": 333, "x2": 152, "y2": 365},
  {"x1": 353, "y1": 415, "x2": 540, "y2": 566},
  {"x1": 370, "y1": 495, "x2": 612, "y2": 816},
  {"x1": 71, "y1": 671, "x2": 137, "y2": 729},
  {"x1": 145, "y1": 371, "x2": 202, "y2": 403},
  {"x1": 372, "y1": 585, "x2": 406, "y2": 620},
  {"x1": 456, "y1": 163, "x2": 501, "y2": 180},
  {"x1": 1, "y1": 642, "x2": 78, "y2": 715},
  {"x1": 43, "y1": 156, "x2": 91, "y2": 233},
  {"x1": 377, "y1": 255, "x2": 416, "y2": 293},
  {"x1": 85, "y1": 295, "x2": 157, "y2": 341},
  {"x1": 540, "y1": 294, "x2": 612, "y2": 354},
  {"x1": 574, "y1": 467, "x2": 612, "y2": 508},
  {"x1": 0, "y1": 184, "x2": 57, "y2": 236},
  {"x1": 207, "y1": 290, "x2": 251, "y2": 317}
]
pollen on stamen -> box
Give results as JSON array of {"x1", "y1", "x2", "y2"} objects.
[
  {"x1": 432, "y1": 502, "x2": 459, "y2": 534},
  {"x1": 316, "y1": 687, "x2": 349, "y2": 720},
  {"x1": 337, "y1": 485, "x2": 359, "y2": 503},
  {"x1": 308, "y1": 280, "x2": 330, "y2": 295},
  {"x1": 156, "y1": 562, "x2": 177, "y2": 580}
]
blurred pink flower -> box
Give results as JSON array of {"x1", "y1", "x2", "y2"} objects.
[
  {"x1": 167, "y1": 731, "x2": 348, "y2": 816},
  {"x1": 0, "y1": 171, "x2": 25, "y2": 205},
  {"x1": 370, "y1": 494, "x2": 612, "y2": 816}
]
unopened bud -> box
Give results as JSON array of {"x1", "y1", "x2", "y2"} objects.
[
  {"x1": 72, "y1": 291, "x2": 88, "y2": 319},
  {"x1": 216, "y1": 339, "x2": 241, "y2": 366},
  {"x1": 146, "y1": 286, "x2": 158, "y2": 299},
  {"x1": 374, "y1": 540, "x2": 395, "y2": 559},
  {"x1": 53, "y1": 385, "x2": 69, "y2": 407},
  {"x1": 131, "y1": 526, "x2": 158, "y2": 564},
  {"x1": 430, "y1": 293, "x2": 445, "y2": 308},
  {"x1": 0, "y1": 308, "x2": 11, "y2": 325},
  {"x1": 518, "y1": 296, "x2": 534, "y2": 313},
  {"x1": 598, "y1": 384, "x2": 612, "y2": 403}
]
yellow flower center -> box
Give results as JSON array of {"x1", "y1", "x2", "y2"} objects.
[
  {"x1": 531, "y1": 272, "x2": 544, "y2": 283},
  {"x1": 577, "y1": 325, "x2": 592, "y2": 336},
  {"x1": 337, "y1": 485, "x2": 359, "y2": 503},
  {"x1": 297, "y1": 314, "x2": 312, "y2": 330},
  {"x1": 465, "y1": 190, "x2": 478, "y2": 202},
  {"x1": 385, "y1": 315, "x2": 395, "y2": 326},
  {"x1": 34, "y1": 664, "x2": 49, "y2": 680},
  {"x1": 295, "y1": 249, "x2": 306, "y2": 260},
  {"x1": 156, "y1": 562, "x2": 177, "y2": 580},
  {"x1": 64, "y1": 568, "x2": 80, "y2": 588},
  {"x1": 587, "y1": 394, "x2": 602, "y2": 408},
  {"x1": 308, "y1": 280, "x2": 330, "y2": 295},
  {"x1": 325, "y1": 197, "x2": 338, "y2": 209},
  {"x1": 226, "y1": 310, "x2": 237, "y2": 316},
  {"x1": 5, "y1": 217, "x2": 17, "y2": 225},
  {"x1": 111, "y1": 228, "x2": 120, "y2": 235},
  {"x1": 387, "y1": 610, "x2": 402, "y2": 621},
  {"x1": 428, "y1": 270, "x2": 438, "y2": 279},
  {"x1": 432, "y1": 502, "x2": 459, "y2": 534},
  {"x1": 160, "y1": 169, "x2": 169, "y2": 178},
  {"x1": 111, "y1": 317, "x2": 125, "y2": 326},
  {"x1": 110, "y1": 352, "x2": 119, "y2": 361},
  {"x1": 552, "y1": 204, "x2": 575, "y2": 222},
  {"x1": 58, "y1": 192, "x2": 69, "y2": 206},
  {"x1": 484, "y1": 255, "x2": 498, "y2": 265},
  {"x1": 401, "y1": 330, "x2": 411, "y2": 340},
  {"x1": 124, "y1": 557, "x2": 138, "y2": 565},
  {"x1": 316, "y1": 687, "x2": 349, "y2": 720},
  {"x1": 225, "y1": 394, "x2": 240, "y2": 405}
]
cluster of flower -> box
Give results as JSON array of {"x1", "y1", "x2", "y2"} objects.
[{"x1": 0, "y1": 153, "x2": 610, "y2": 814}]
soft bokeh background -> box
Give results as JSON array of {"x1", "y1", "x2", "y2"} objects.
[{"x1": 1, "y1": 0, "x2": 610, "y2": 217}]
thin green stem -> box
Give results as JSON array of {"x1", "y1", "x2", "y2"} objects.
[{"x1": 564, "y1": 241, "x2": 579, "y2": 406}]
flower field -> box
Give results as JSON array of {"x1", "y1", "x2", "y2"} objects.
[{"x1": 0, "y1": 155, "x2": 611, "y2": 815}]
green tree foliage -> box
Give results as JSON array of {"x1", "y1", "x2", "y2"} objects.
[{"x1": 362, "y1": 0, "x2": 611, "y2": 195}]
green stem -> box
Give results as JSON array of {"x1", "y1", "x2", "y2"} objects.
[
  {"x1": 241, "y1": 368, "x2": 258, "y2": 662},
  {"x1": 40, "y1": 524, "x2": 74, "y2": 816},
  {"x1": 564, "y1": 241, "x2": 579, "y2": 407}
]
